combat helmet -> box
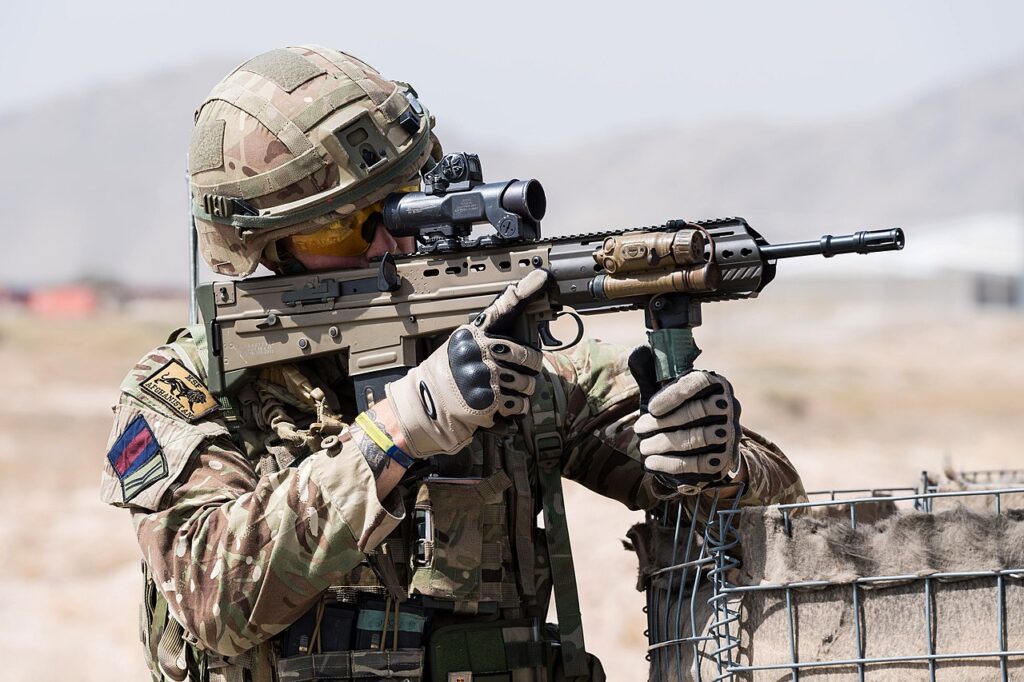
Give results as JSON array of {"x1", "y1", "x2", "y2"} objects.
[{"x1": 188, "y1": 45, "x2": 441, "y2": 277}]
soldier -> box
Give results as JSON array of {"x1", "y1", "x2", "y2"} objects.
[{"x1": 101, "y1": 46, "x2": 806, "y2": 682}]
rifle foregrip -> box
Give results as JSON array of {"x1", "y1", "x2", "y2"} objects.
[{"x1": 647, "y1": 328, "x2": 701, "y2": 382}]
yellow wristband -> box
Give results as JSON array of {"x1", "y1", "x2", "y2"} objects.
[{"x1": 354, "y1": 412, "x2": 414, "y2": 468}]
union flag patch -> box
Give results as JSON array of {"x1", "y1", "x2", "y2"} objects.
[{"x1": 106, "y1": 414, "x2": 167, "y2": 502}]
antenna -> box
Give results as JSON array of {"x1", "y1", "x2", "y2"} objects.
[{"x1": 187, "y1": 158, "x2": 199, "y2": 325}]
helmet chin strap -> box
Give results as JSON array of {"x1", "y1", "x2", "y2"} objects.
[{"x1": 262, "y1": 240, "x2": 307, "y2": 276}]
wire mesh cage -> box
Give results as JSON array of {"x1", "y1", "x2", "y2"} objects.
[
  {"x1": 943, "y1": 469, "x2": 1024, "y2": 487},
  {"x1": 643, "y1": 478, "x2": 1024, "y2": 681}
]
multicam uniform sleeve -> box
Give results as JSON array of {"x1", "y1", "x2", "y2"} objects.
[
  {"x1": 543, "y1": 339, "x2": 807, "y2": 510},
  {"x1": 101, "y1": 345, "x2": 404, "y2": 656},
  {"x1": 543, "y1": 339, "x2": 656, "y2": 510}
]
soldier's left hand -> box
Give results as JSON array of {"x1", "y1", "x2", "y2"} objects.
[{"x1": 628, "y1": 346, "x2": 741, "y2": 495}]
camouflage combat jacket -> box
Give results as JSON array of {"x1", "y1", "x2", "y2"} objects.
[{"x1": 101, "y1": 326, "x2": 805, "y2": 682}]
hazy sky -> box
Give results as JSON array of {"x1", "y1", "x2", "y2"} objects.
[{"x1": 3, "y1": 0, "x2": 1023, "y2": 146}]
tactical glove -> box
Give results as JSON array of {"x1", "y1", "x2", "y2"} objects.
[
  {"x1": 629, "y1": 346, "x2": 741, "y2": 496},
  {"x1": 386, "y1": 269, "x2": 550, "y2": 458}
]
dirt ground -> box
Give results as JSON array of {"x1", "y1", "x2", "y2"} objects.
[{"x1": 1, "y1": 294, "x2": 1021, "y2": 681}]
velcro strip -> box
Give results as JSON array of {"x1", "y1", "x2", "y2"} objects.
[
  {"x1": 189, "y1": 119, "x2": 225, "y2": 174},
  {"x1": 292, "y1": 81, "x2": 366, "y2": 132},
  {"x1": 238, "y1": 48, "x2": 325, "y2": 93}
]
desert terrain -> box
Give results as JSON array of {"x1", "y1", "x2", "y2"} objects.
[{"x1": 0, "y1": 293, "x2": 1021, "y2": 681}]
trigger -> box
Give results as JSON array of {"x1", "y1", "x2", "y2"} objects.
[{"x1": 538, "y1": 321, "x2": 562, "y2": 348}]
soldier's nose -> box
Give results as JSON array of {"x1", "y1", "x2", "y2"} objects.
[{"x1": 366, "y1": 227, "x2": 400, "y2": 260}]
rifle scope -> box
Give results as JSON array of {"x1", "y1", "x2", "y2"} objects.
[{"x1": 382, "y1": 179, "x2": 546, "y2": 238}]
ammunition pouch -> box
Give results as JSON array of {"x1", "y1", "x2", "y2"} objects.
[
  {"x1": 428, "y1": 620, "x2": 551, "y2": 682},
  {"x1": 428, "y1": 620, "x2": 605, "y2": 682},
  {"x1": 409, "y1": 473, "x2": 515, "y2": 611},
  {"x1": 275, "y1": 590, "x2": 427, "y2": 681}
]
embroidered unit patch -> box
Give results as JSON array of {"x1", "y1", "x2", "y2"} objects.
[
  {"x1": 141, "y1": 359, "x2": 219, "y2": 422},
  {"x1": 106, "y1": 414, "x2": 168, "y2": 501}
]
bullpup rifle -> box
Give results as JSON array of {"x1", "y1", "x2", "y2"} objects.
[{"x1": 197, "y1": 152, "x2": 905, "y2": 411}]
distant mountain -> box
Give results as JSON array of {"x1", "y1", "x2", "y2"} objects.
[
  {"x1": 1, "y1": 58, "x2": 1021, "y2": 287},
  {"x1": 0, "y1": 59, "x2": 237, "y2": 288},
  {"x1": 486, "y1": 60, "x2": 1024, "y2": 242}
]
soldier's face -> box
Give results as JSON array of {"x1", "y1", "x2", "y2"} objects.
[{"x1": 289, "y1": 226, "x2": 415, "y2": 271}]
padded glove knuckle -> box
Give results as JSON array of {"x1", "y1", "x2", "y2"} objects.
[{"x1": 447, "y1": 328, "x2": 495, "y2": 410}]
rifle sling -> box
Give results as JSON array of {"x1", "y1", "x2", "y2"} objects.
[{"x1": 531, "y1": 368, "x2": 589, "y2": 679}]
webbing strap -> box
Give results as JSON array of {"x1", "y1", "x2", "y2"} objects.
[
  {"x1": 305, "y1": 46, "x2": 390, "y2": 105},
  {"x1": 196, "y1": 83, "x2": 326, "y2": 199},
  {"x1": 168, "y1": 326, "x2": 208, "y2": 379},
  {"x1": 276, "y1": 649, "x2": 423, "y2": 681},
  {"x1": 505, "y1": 640, "x2": 548, "y2": 670},
  {"x1": 190, "y1": 119, "x2": 432, "y2": 231},
  {"x1": 378, "y1": 86, "x2": 411, "y2": 123},
  {"x1": 157, "y1": 617, "x2": 188, "y2": 681},
  {"x1": 192, "y1": 147, "x2": 324, "y2": 200},
  {"x1": 367, "y1": 545, "x2": 408, "y2": 602},
  {"x1": 505, "y1": 450, "x2": 537, "y2": 597},
  {"x1": 475, "y1": 469, "x2": 513, "y2": 503},
  {"x1": 292, "y1": 81, "x2": 367, "y2": 132},
  {"x1": 207, "y1": 84, "x2": 313, "y2": 156},
  {"x1": 531, "y1": 369, "x2": 588, "y2": 679},
  {"x1": 481, "y1": 541, "x2": 504, "y2": 567},
  {"x1": 208, "y1": 668, "x2": 245, "y2": 682}
]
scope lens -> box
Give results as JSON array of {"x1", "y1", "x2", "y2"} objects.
[{"x1": 502, "y1": 179, "x2": 547, "y2": 221}]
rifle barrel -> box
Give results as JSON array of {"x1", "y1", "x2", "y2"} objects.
[{"x1": 760, "y1": 228, "x2": 904, "y2": 260}]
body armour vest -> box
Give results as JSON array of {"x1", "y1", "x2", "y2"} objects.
[{"x1": 131, "y1": 327, "x2": 600, "y2": 682}]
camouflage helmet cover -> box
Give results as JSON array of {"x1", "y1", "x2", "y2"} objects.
[{"x1": 188, "y1": 45, "x2": 440, "y2": 276}]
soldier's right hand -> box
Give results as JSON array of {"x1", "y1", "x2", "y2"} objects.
[{"x1": 385, "y1": 269, "x2": 550, "y2": 457}]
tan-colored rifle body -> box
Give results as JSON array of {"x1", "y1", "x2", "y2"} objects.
[{"x1": 207, "y1": 245, "x2": 553, "y2": 383}]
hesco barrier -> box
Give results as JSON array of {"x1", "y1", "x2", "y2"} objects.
[{"x1": 641, "y1": 474, "x2": 1024, "y2": 681}]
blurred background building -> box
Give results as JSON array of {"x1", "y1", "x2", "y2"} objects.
[{"x1": 0, "y1": 2, "x2": 1022, "y2": 680}]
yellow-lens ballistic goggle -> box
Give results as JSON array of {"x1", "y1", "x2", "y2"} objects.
[
  {"x1": 287, "y1": 202, "x2": 384, "y2": 258},
  {"x1": 286, "y1": 184, "x2": 419, "y2": 258}
]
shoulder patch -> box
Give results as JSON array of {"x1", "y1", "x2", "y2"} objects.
[
  {"x1": 106, "y1": 414, "x2": 168, "y2": 502},
  {"x1": 140, "y1": 359, "x2": 219, "y2": 422}
]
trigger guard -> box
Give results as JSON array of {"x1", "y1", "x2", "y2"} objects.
[{"x1": 539, "y1": 311, "x2": 585, "y2": 352}]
